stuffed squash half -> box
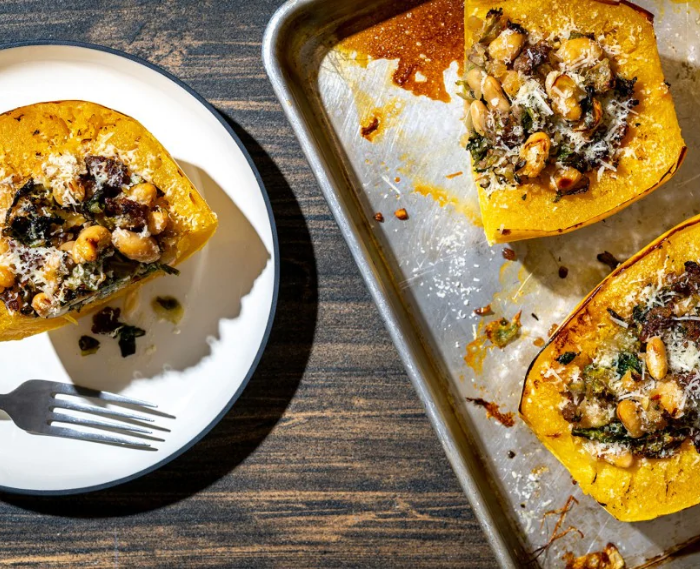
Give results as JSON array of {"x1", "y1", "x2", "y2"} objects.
[
  {"x1": 522, "y1": 215, "x2": 700, "y2": 521},
  {"x1": 463, "y1": 0, "x2": 686, "y2": 245},
  {"x1": 0, "y1": 101, "x2": 217, "y2": 341}
]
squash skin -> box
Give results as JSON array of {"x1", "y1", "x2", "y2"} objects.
[
  {"x1": 465, "y1": 0, "x2": 687, "y2": 245},
  {"x1": 0, "y1": 101, "x2": 218, "y2": 341},
  {"x1": 521, "y1": 214, "x2": 700, "y2": 522}
]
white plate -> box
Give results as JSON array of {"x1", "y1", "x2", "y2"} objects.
[{"x1": 0, "y1": 42, "x2": 278, "y2": 493}]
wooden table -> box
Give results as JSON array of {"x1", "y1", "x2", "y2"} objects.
[{"x1": 0, "y1": 1, "x2": 496, "y2": 566}]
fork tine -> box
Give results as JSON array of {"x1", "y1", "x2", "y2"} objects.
[
  {"x1": 53, "y1": 399, "x2": 155, "y2": 423},
  {"x1": 50, "y1": 411, "x2": 161, "y2": 438},
  {"x1": 52, "y1": 383, "x2": 158, "y2": 409},
  {"x1": 46, "y1": 425, "x2": 156, "y2": 450}
]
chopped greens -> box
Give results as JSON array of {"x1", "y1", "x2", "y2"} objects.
[
  {"x1": 116, "y1": 325, "x2": 146, "y2": 358},
  {"x1": 485, "y1": 311, "x2": 522, "y2": 348},
  {"x1": 615, "y1": 352, "x2": 641, "y2": 376},
  {"x1": 556, "y1": 351, "x2": 578, "y2": 365},
  {"x1": 91, "y1": 307, "x2": 146, "y2": 358}
]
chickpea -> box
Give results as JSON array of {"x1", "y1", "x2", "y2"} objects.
[
  {"x1": 469, "y1": 100, "x2": 489, "y2": 136},
  {"x1": 73, "y1": 225, "x2": 112, "y2": 264},
  {"x1": 602, "y1": 451, "x2": 634, "y2": 469},
  {"x1": 465, "y1": 67, "x2": 486, "y2": 99},
  {"x1": 517, "y1": 132, "x2": 551, "y2": 178},
  {"x1": 617, "y1": 399, "x2": 644, "y2": 439},
  {"x1": 617, "y1": 400, "x2": 644, "y2": 438},
  {"x1": 0, "y1": 265, "x2": 15, "y2": 289},
  {"x1": 127, "y1": 182, "x2": 158, "y2": 208},
  {"x1": 53, "y1": 181, "x2": 86, "y2": 208},
  {"x1": 557, "y1": 37, "x2": 603, "y2": 68},
  {"x1": 646, "y1": 336, "x2": 668, "y2": 380},
  {"x1": 32, "y1": 292, "x2": 53, "y2": 318},
  {"x1": 112, "y1": 229, "x2": 161, "y2": 263},
  {"x1": 546, "y1": 73, "x2": 584, "y2": 121},
  {"x1": 501, "y1": 70, "x2": 523, "y2": 98},
  {"x1": 552, "y1": 166, "x2": 588, "y2": 194},
  {"x1": 653, "y1": 380, "x2": 684, "y2": 417},
  {"x1": 488, "y1": 29, "x2": 526, "y2": 64},
  {"x1": 482, "y1": 76, "x2": 510, "y2": 113},
  {"x1": 148, "y1": 208, "x2": 170, "y2": 236}
]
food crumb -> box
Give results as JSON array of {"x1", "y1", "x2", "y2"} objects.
[
  {"x1": 502, "y1": 247, "x2": 516, "y2": 261},
  {"x1": 597, "y1": 251, "x2": 621, "y2": 271},
  {"x1": 79, "y1": 335, "x2": 100, "y2": 356},
  {"x1": 473, "y1": 304, "x2": 493, "y2": 316},
  {"x1": 360, "y1": 116, "x2": 380, "y2": 140},
  {"x1": 533, "y1": 337, "x2": 545, "y2": 347},
  {"x1": 152, "y1": 296, "x2": 184, "y2": 325},
  {"x1": 563, "y1": 543, "x2": 625, "y2": 569},
  {"x1": 485, "y1": 311, "x2": 521, "y2": 348},
  {"x1": 446, "y1": 171, "x2": 463, "y2": 179},
  {"x1": 374, "y1": 212, "x2": 385, "y2": 223},
  {"x1": 91, "y1": 307, "x2": 145, "y2": 358},
  {"x1": 507, "y1": 450, "x2": 516, "y2": 459},
  {"x1": 466, "y1": 397, "x2": 515, "y2": 427},
  {"x1": 559, "y1": 266, "x2": 569, "y2": 279},
  {"x1": 531, "y1": 313, "x2": 539, "y2": 321},
  {"x1": 395, "y1": 208, "x2": 409, "y2": 220},
  {"x1": 548, "y1": 323, "x2": 559, "y2": 337}
]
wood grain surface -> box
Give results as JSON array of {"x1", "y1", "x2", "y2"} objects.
[{"x1": 0, "y1": 1, "x2": 497, "y2": 567}]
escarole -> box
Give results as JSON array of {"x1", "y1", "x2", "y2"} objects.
[{"x1": 463, "y1": 0, "x2": 686, "y2": 244}]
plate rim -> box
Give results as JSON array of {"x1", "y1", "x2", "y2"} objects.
[{"x1": 0, "y1": 39, "x2": 280, "y2": 496}]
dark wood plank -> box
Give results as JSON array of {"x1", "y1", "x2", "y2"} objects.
[{"x1": 0, "y1": 1, "x2": 498, "y2": 567}]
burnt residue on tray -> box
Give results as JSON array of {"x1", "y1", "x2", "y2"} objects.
[
  {"x1": 466, "y1": 397, "x2": 515, "y2": 427},
  {"x1": 340, "y1": 0, "x2": 464, "y2": 102},
  {"x1": 360, "y1": 116, "x2": 380, "y2": 140},
  {"x1": 597, "y1": 251, "x2": 622, "y2": 271}
]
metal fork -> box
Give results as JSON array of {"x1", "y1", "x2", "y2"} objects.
[{"x1": 0, "y1": 380, "x2": 173, "y2": 451}]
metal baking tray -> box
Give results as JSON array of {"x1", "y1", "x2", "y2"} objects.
[{"x1": 263, "y1": 1, "x2": 700, "y2": 566}]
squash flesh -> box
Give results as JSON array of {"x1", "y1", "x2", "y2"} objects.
[
  {"x1": 521, "y1": 215, "x2": 700, "y2": 521},
  {"x1": 465, "y1": 0, "x2": 686, "y2": 244},
  {"x1": 0, "y1": 101, "x2": 217, "y2": 341}
]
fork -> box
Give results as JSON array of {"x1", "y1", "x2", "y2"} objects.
[{"x1": 0, "y1": 380, "x2": 173, "y2": 451}]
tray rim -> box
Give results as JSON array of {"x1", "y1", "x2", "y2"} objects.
[{"x1": 263, "y1": 1, "x2": 525, "y2": 567}]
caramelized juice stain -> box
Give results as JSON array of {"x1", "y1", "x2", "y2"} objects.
[
  {"x1": 340, "y1": 0, "x2": 464, "y2": 102},
  {"x1": 356, "y1": 98, "x2": 406, "y2": 143},
  {"x1": 413, "y1": 184, "x2": 483, "y2": 227}
]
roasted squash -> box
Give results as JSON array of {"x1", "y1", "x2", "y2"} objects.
[
  {"x1": 0, "y1": 101, "x2": 217, "y2": 341},
  {"x1": 522, "y1": 214, "x2": 700, "y2": 521},
  {"x1": 463, "y1": 0, "x2": 686, "y2": 245}
]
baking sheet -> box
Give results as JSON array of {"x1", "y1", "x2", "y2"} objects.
[{"x1": 266, "y1": 0, "x2": 700, "y2": 566}]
